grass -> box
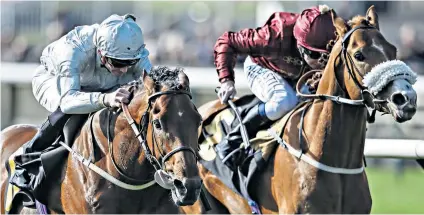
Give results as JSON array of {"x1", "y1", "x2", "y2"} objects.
[{"x1": 366, "y1": 167, "x2": 424, "y2": 214}]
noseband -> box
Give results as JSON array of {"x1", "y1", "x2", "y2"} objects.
[
  {"x1": 340, "y1": 25, "x2": 387, "y2": 109},
  {"x1": 110, "y1": 89, "x2": 197, "y2": 183}
]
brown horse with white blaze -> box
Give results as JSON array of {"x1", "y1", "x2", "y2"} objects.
[
  {"x1": 1, "y1": 66, "x2": 203, "y2": 213},
  {"x1": 182, "y1": 6, "x2": 418, "y2": 214}
]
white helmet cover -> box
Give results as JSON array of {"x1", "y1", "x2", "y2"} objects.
[{"x1": 95, "y1": 14, "x2": 148, "y2": 60}]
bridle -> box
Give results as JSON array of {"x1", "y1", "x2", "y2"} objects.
[
  {"x1": 264, "y1": 25, "x2": 394, "y2": 175},
  {"x1": 296, "y1": 25, "x2": 389, "y2": 122},
  {"x1": 107, "y1": 87, "x2": 198, "y2": 184}
]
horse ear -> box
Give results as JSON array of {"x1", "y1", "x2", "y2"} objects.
[
  {"x1": 142, "y1": 69, "x2": 154, "y2": 93},
  {"x1": 331, "y1": 9, "x2": 348, "y2": 37},
  {"x1": 177, "y1": 70, "x2": 190, "y2": 90},
  {"x1": 366, "y1": 5, "x2": 379, "y2": 30}
]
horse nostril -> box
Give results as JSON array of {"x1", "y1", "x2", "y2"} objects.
[
  {"x1": 174, "y1": 179, "x2": 185, "y2": 190},
  {"x1": 173, "y1": 179, "x2": 187, "y2": 197},
  {"x1": 391, "y1": 93, "x2": 408, "y2": 106}
]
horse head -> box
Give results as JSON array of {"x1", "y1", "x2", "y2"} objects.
[
  {"x1": 119, "y1": 66, "x2": 203, "y2": 206},
  {"x1": 327, "y1": 5, "x2": 417, "y2": 123}
]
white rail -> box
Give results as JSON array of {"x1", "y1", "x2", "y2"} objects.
[
  {"x1": 2, "y1": 62, "x2": 424, "y2": 93},
  {"x1": 0, "y1": 62, "x2": 248, "y2": 89},
  {"x1": 364, "y1": 139, "x2": 424, "y2": 159},
  {"x1": 2, "y1": 62, "x2": 424, "y2": 160}
]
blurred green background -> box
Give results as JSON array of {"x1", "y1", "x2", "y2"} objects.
[{"x1": 367, "y1": 167, "x2": 423, "y2": 214}]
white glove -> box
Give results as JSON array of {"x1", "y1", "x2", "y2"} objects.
[
  {"x1": 218, "y1": 80, "x2": 237, "y2": 104},
  {"x1": 101, "y1": 88, "x2": 131, "y2": 108}
]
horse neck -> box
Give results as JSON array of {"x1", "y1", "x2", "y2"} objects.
[
  {"x1": 101, "y1": 96, "x2": 156, "y2": 181},
  {"x1": 306, "y1": 52, "x2": 367, "y2": 168}
]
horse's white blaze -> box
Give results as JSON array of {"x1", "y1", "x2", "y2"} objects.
[
  {"x1": 371, "y1": 38, "x2": 388, "y2": 60},
  {"x1": 178, "y1": 111, "x2": 183, "y2": 117}
]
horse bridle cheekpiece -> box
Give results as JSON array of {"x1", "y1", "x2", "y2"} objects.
[
  {"x1": 269, "y1": 25, "x2": 417, "y2": 177},
  {"x1": 121, "y1": 88, "x2": 197, "y2": 189},
  {"x1": 57, "y1": 85, "x2": 201, "y2": 191},
  {"x1": 297, "y1": 25, "x2": 393, "y2": 122},
  {"x1": 297, "y1": 23, "x2": 417, "y2": 124},
  {"x1": 340, "y1": 25, "x2": 382, "y2": 109}
]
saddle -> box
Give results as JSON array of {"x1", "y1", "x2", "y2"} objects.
[
  {"x1": 198, "y1": 94, "x2": 309, "y2": 204},
  {"x1": 4, "y1": 113, "x2": 90, "y2": 214}
]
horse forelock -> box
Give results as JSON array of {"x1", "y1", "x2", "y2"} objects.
[
  {"x1": 148, "y1": 66, "x2": 189, "y2": 92},
  {"x1": 124, "y1": 66, "x2": 190, "y2": 101},
  {"x1": 347, "y1": 15, "x2": 369, "y2": 28}
]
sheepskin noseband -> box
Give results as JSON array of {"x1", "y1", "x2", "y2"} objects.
[{"x1": 362, "y1": 60, "x2": 417, "y2": 95}]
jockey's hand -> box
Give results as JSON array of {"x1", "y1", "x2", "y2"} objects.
[
  {"x1": 218, "y1": 80, "x2": 237, "y2": 104},
  {"x1": 103, "y1": 88, "x2": 131, "y2": 108}
]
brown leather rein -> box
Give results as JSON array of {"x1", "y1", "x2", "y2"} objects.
[
  {"x1": 107, "y1": 89, "x2": 197, "y2": 183},
  {"x1": 295, "y1": 25, "x2": 389, "y2": 123}
]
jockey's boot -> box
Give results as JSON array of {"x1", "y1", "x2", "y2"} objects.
[
  {"x1": 9, "y1": 108, "x2": 71, "y2": 192},
  {"x1": 22, "y1": 108, "x2": 70, "y2": 154},
  {"x1": 216, "y1": 103, "x2": 272, "y2": 169}
]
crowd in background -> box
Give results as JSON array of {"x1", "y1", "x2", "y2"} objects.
[
  {"x1": 2, "y1": 1, "x2": 424, "y2": 75},
  {"x1": 1, "y1": 10, "x2": 221, "y2": 66},
  {"x1": 1, "y1": 1, "x2": 250, "y2": 67},
  {"x1": 1, "y1": 1, "x2": 423, "y2": 171}
]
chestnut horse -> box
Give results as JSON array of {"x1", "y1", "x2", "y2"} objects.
[
  {"x1": 182, "y1": 6, "x2": 418, "y2": 214},
  {"x1": 1, "y1": 66, "x2": 204, "y2": 213}
]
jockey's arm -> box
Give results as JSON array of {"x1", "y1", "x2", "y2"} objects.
[
  {"x1": 214, "y1": 13, "x2": 281, "y2": 83},
  {"x1": 56, "y1": 52, "x2": 107, "y2": 114},
  {"x1": 58, "y1": 51, "x2": 153, "y2": 114},
  {"x1": 38, "y1": 40, "x2": 107, "y2": 114}
]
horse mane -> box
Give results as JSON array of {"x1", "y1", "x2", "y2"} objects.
[
  {"x1": 120, "y1": 66, "x2": 188, "y2": 96},
  {"x1": 347, "y1": 15, "x2": 371, "y2": 27}
]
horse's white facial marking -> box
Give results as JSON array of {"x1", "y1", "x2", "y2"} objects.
[
  {"x1": 371, "y1": 38, "x2": 388, "y2": 60},
  {"x1": 178, "y1": 111, "x2": 183, "y2": 117}
]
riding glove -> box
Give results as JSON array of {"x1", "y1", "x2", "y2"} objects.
[
  {"x1": 100, "y1": 88, "x2": 131, "y2": 108},
  {"x1": 218, "y1": 80, "x2": 237, "y2": 104}
]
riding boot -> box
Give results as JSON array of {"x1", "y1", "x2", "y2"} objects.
[
  {"x1": 22, "y1": 109, "x2": 70, "y2": 154},
  {"x1": 216, "y1": 103, "x2": 273, "y2": 168}
]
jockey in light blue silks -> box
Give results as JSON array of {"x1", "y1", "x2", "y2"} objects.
[{"x1": 10, "y1": 14, "x2": 152, "y2": 193}]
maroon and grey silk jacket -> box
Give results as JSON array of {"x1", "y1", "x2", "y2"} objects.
[{"x1": 214, "y1": 12, "x2": 305, "y2": 83}]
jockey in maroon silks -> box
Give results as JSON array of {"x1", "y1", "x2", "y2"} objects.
[{"x1": 213, "y1": 5, "x2": 338, "y2": 165}]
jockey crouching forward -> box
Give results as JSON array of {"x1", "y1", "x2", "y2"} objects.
[
  {"x1": 214, "y1": 5, "x2": 337, "y2": 166},
  {"x1": 10, "y1": 14, "x2": 152, "y2": 192}
]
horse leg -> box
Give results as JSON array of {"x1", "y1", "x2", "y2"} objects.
[
  {"x1": 198, "y1": 165, "x2": 251, "y2": 214},
  {"x1": 0, "y1": 125, "x2": 38, "y2": 214},
  {"x1": 270, "y1": 148, "x2": 302, "y2": 214},
  {"x1": 181, "y1": 163, "x2": 231, "y2": 214},
  {"x1": 180, "y1": 185, "x2": 230, "y2": 214}
]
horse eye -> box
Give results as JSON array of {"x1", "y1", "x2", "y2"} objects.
[
  {"x1": 152, "y1": 106, "x2": 160, "y2": 115},
  {"x1": 354, "y1": 52, "x2": 365, "y2": 61}
]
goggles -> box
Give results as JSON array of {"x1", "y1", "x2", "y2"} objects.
[{"x1": 106, "y1": 57, "x2": 140, "y2": 68}]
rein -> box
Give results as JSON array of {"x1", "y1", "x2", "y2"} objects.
[
  {"x1": 60, "y1": 87, "x2": 198, "y2": 191},
  {"x1": 115, "y1": 88, "x2": 197, "y2": 188},
  {"x1": 295, "y1": 25, "x2": 389, "y2": 123},
  {"x1": 120, "y1": 89, "x2": 197, "y2": 168},
  {"x1": 268, "y1": 25, "x2": 392, "y2": 175}
]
